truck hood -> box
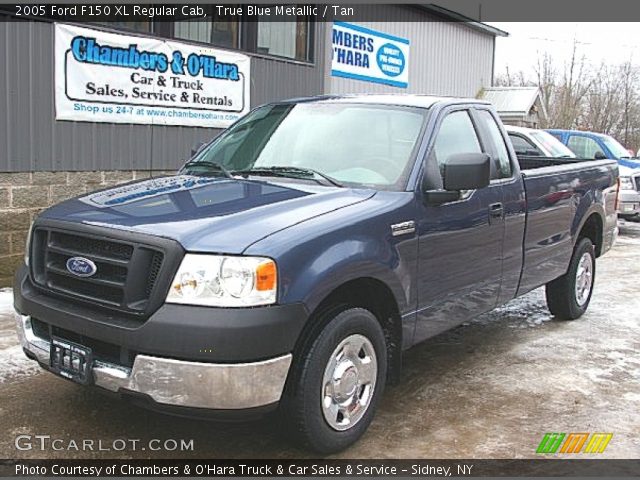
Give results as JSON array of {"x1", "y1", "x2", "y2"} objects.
[
  {"x1": 618, "y1": 158, "x2": 640, "y2": 170},
  {"x1": 618, "y1": 164, "x2": 638, "y2": 176},
  {"x1": 40, "y1": 175, "x2": 375, "y2": 253}
]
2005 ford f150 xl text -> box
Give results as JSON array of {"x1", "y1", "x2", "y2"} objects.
[{"x1": 14, "y1": 95, "x2": 618, "y2": 452}]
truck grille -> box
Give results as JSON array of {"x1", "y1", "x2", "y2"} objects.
[{"x1": 30, "y1": 227, "x2": 167, "y2": 317}]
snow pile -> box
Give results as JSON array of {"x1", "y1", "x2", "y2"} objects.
[
  {"x1": 0, "y1": 288, "x2": 13, "y2": 312},
  {"x1": 0, "y1": 288, "x2": 41, "y2": 383},
  {"x1": 0, "y1": 345, "x2": 41, "y2": 383}
]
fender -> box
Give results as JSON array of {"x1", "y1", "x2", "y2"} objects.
[
  {"x1": 244, "y1": 191, "x2": 418, "y2": 317},
  {"x1": 570, "y1": 164, "x2": 612, "y2": 250},
  {"x1": 282, "y1": 238, "x2": 410, "y2": 316}
]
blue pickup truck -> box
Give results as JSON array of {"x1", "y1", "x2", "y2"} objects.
[
  {"x1": 15, "y1": 95, "x2": 618, "y2": 452},
  {"x1": 547, "y1": 129, "x2": 640, "y2": 220}
]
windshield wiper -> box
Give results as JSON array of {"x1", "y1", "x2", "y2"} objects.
[
  {"x1": 233, "y1": 166, "x2": 344, "y2": 187},
  {"x1": 181, "y1": 160, "x2": 233, "y2": 179}
]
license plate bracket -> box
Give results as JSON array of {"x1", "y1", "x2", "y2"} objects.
[{"x1": 50, "y1": 337, "x2": 93, "y2": 385}]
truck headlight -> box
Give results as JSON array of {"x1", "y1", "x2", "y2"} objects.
[
  {"x1": 620, "y1": 176, "x2": 634, "y2": 190},
  {"x1": 166, "y1": 254, "x2": 277, "y2": 307}
]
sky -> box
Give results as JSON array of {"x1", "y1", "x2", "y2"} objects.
[{"x1": 488, "y1": 23, "x2": 640, "y2": 81}]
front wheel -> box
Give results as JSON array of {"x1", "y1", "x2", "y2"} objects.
[
  {"x1": 545, "y1": 237, "x2": 596, "y2": 320},
  {"x1": 280, "y1": 307, "x2": 387, "y2": 453}
]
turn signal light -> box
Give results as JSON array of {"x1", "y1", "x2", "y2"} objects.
[{"x1": 256, "y1": 260, "x2": 277, "y2": 291}]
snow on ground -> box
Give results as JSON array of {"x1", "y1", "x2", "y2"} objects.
[
  {"x1": 0, "y1": 288, "x2": 12, "y2": 311},
  {"x1": 0, "y1": 288, "x2": 41, "y2": 383},
  {"x1": 0, "y1": 345, "x2": 41, "y2": 383}
]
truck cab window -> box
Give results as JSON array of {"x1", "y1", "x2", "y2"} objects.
[
  {"x1": 477, "y1": 110, "x2": 512, "y2": 178},
  {"x1": 432, "y1": 110, "x2": 482, "y2": 177},
  {"x1": 509, "y1": 134, "x2": 541, "y2": 156},
  {"x1": 568, "y1": 135, "x2": 602, "y2": 159}
]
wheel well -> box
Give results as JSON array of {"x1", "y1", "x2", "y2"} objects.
[
  {"x1": 579, "y1": 213, "x2": 603, "y2": 257},
  {"x1": 295, "y1": 278, "x2": 403, "y2": 385}
]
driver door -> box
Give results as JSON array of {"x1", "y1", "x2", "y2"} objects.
[{"x1": 413, "y1": 107, "x2": 505, "y2": 343}]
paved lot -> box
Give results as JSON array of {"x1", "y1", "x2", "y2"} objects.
[{"x1": 1, "y1": 224, "x2": 639, "y2": 459}]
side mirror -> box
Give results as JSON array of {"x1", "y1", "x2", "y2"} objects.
[
  {"x1": 443, "y1": 153, "x2": 491, "y2": 191},
  {"x1": 423, "y1": 153, "x2": 491, "y2": 205},
  {"x1": 594, "y1": 151, "x2": 607, "y2": 160}
]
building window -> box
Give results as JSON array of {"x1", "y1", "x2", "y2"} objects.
[
  {"x1": 96, "y1": 21, "x2": 152, "y2": 34},
  {"x1": 97, "y1": 13, "x2": 314, "y2": 63},
  {"x1": 257, "y1": 18, "x2": 311, "y2": 61},
  {"x1": 174, "y1": 18, "x2": 239, "y2": 50}
]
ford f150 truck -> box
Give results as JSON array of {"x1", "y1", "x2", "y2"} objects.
[{"x1": 15, "y1": 95, "x2": 618, "y2": 453}]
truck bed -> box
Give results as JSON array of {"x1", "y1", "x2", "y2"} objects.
[
  {"x1": 517, "y1": 154, "x2": 595, "y2": 170},
  {"x1": 516, "y1": 156, "x2": 619, "y2": 296}
]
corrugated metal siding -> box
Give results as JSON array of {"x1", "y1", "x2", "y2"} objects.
[
  {"x1": 0, "y1": 18, "x2": 326, "y2": 172},
  {"x1": 326, "y1": 5, "x2": 495, "y2": 98}
]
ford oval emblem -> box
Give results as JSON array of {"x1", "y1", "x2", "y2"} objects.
[{"x1": 66, "y1": 257, "x2": 97, "y2": 277}]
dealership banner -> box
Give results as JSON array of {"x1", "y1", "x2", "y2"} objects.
[
  {"x1": 54, "y1": 23, "x2": 250, "y2": 127},
  {"x1": 331, "y1": 22, "x2": 410, "y2": 88}
]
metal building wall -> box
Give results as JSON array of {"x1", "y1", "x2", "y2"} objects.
[
  {"x1": 325, "y1": 5, "x2": 495, "y2": 98},
  {"x1": 0, "y1": 18, "x2": 326, "y2": 172}
]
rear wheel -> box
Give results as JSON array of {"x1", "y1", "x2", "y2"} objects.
[
  {"x1": 281, "y1": 307, "x2": 387, "y2": 453},
  {"x1": 545, "y1": 237, "x2": 596, "y2": 320}
]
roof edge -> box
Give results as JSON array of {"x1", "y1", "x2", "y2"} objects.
[{"x1": 418, "y1": 4, "x2": 509, "y2": 37}]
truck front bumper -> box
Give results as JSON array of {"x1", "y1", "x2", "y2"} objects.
[
  {"x1": 16, "y1": 311, "x2": 292, "y2": 411},
  {"x1": 618, "y1": 190, "x2": 640, "y2": 217}
]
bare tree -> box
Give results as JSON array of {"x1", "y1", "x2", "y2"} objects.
[
  {"x1": 496, "y1": 42, "x2": 640, "y2": 153},
  {"x1": 554, "y1": 40, "x2": 594, "y2": 128},
  {"x1": 582, "y1": 63, "x2": 623, "y2": 134},
  {"x1": 618, "y1": 60, "x2": 639, "y2": 148},
  {"x1": 534, "y1": 52, "x2": 557, "y2": 128}
]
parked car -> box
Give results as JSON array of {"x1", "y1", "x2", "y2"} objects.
[
  {"x1": 505, "y1": 125, "x2": 576, "y2": 158},
  {"x1": 617, "y1": 165, "x2": 640, "y2": 220},
  {"x1": 15, "y1": 95, "x2": 619, "y2": 453},
  {"x1": 547, "y1": 129, "x2": 640, "y2": 220}
]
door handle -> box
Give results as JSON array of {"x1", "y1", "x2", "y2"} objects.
[{"x1": 489, "y1": 202, "x2": 504, "y2": 219}]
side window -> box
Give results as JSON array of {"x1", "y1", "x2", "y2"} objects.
[
  {"x1": 567, "y1": 135, "x2": 602, "y2": 159},
  {"x1": 432, "y1": 111, "x2": 482, "y2": 176},
  {"x1": 548, "y1": 131, "x2": 563, "y2": 141},
  {"x1": 477, "y1": 110, "x2": 512, "y2": 178},
  {"x1": 509, "y1": 134, "x2": 542, "y2": 156}
]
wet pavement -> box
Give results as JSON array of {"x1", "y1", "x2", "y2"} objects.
[{"x1": 1, "y1": 224, "x2": 639, "y2": 459}]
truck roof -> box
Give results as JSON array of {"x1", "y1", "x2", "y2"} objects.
[
  {"x1": 278, "y1": 94, "x2": 491, "y2": 110},
  {"x1": 546, "y1": 129, "x2": 610, "y2": 139}
]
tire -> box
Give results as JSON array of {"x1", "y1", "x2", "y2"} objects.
[
  {"x1": 280, "y1": 307, "x2": 387, "y2": 453},
  {"x1": 545, "y1": 237, "x2": 596, "y2": 320}
]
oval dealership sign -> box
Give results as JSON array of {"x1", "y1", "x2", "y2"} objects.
[{"x1": 376, "y1": 43, "x2": 406, "y2": 77}]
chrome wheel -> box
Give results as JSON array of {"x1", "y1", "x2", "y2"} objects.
[
  {"x1": 575, "y1": 252, "x2": 593, "y2": 307},
  {"x1": 321, "y1": 334, "x2": 377, "y2": 431}
]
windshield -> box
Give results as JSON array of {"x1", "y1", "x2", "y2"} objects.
[
  {"x1": 601, "y1": 135, "x2": 630, "y2": 159},
  {"x1": 187, "y1": 102, "x2": 427, "y2": 189},
  {"x1": 529, "y1": 131, "x2": 576, "y2": 158}
]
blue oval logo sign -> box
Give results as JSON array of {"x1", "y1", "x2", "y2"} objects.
[
  {"x1": 66, "y1": 257, "x2": 97, "y2": 277},
  {"x1": 376, "y1": 43, "x2": 406, "y2": 78}
]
